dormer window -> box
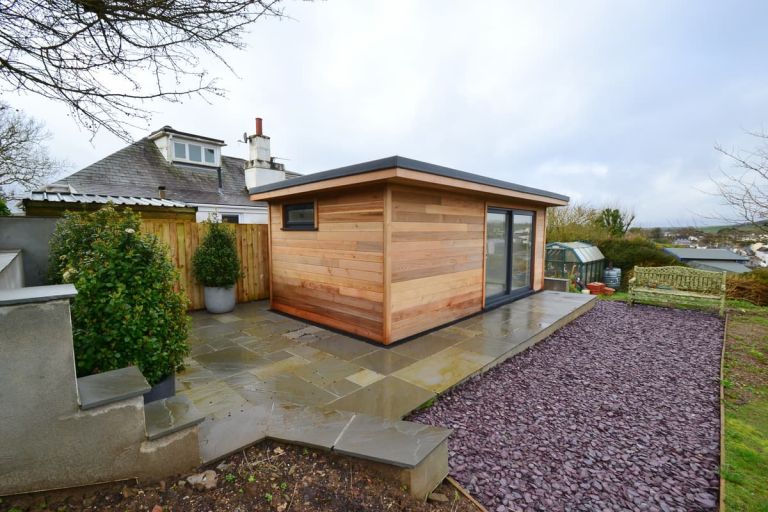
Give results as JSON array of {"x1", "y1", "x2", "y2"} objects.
[{"x1": 173, "y1": 140, "x2": 220, "y2": 167}]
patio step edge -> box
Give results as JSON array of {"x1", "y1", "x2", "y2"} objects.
[{"x1": 144, "y1": 395, "x2": 205, "y2": 441}]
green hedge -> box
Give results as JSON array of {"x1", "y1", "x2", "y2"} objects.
[
  {"x1": 49, "y1": 206, "x2": 189, "y2": 385},
  {"x1": 597, "y1": 238, "x2": 682, "y2": 290}
]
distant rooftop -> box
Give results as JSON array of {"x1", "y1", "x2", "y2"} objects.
[
  {"x1": 686, "y1": 260, "x2": 751, "y2": 274},
  {"x1": 663, "y1": 247, "x2": 748, "y2": 262}
]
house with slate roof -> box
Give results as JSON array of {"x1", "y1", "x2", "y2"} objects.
[
  {"x1": 663, "y1": 247, "x2": 751, "y2": 274},
  {"x1": 24, "y1": 118, "x2": 298, "y2": 224}
]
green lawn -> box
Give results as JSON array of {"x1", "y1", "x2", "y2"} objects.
[
  {"x1": 598, "y1": 291, "x2": 764, "y2": 313},
  {"x1": 722, "y1": 312, "x2": 768, "y2": 511}
]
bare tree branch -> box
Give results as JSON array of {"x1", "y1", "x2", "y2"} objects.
[
  {"x1": 0, "y1": 102, "x2": 63, "y2": 193},
  {"x1": 713, "y1": 132, "x2": 768, "y2": 233},
  {"x1": 0, "y1": 0, "x2": 288, "y2": 140}
]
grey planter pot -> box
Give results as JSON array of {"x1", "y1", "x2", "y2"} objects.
[
  {"x1": 204, "y1": 286, "x2": 236, "y2": 314},
  {"x1": 143, "y1": 372, "x2": 175, "y2": 404}
]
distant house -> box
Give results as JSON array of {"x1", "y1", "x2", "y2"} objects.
[
  {"x1": 663, "y1": 247, "x2": 751, "y2": 274},
  {"x1": 24, "y1": 118, "x2": 299, "y2": 224},
  {"x1": 755, "y1": 247, "x2": 768, "y2": 268}
]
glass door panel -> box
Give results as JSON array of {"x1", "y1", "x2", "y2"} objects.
[
  {"x1": 485, "y1": 208, "x2": 535, "y2": 304},
  {"x1": 485, "y1": 211, "x2": 509, "y2": 299},
  {"x1": 511, "y1": 213, "x2": 533, "y2": 291}
]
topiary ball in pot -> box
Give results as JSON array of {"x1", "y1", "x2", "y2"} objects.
[
  {"x1": 50, "y1": 206, "x2": 190, "y2": 394},
  {"x1": 192, "y1": 219, "x2": 243, "y2": 313}
]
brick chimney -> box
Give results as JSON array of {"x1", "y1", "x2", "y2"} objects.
[{"x1": 244, "y1": 117, "x2": 286, "y2": 190}]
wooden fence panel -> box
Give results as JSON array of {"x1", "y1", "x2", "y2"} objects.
[{"x1": 141, "y1": 220, "x2": 270, "y2": 310}]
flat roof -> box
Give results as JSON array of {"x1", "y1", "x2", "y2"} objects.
[{"x1": 249, "y1": 155, "x2": 569, "y2": 203}]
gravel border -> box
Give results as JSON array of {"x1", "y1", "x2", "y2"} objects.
[{"x1": 411, "y1": 301, "x2": 723, "y2": 512}]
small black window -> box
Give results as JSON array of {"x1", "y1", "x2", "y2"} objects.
[
  {"x1": 221, "y1": 214, "x2": 239, "y2": 224},
  {"x1": 283, "y1": 202, "x2": 316, "y2": 230}
]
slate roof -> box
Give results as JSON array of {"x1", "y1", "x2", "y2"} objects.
[
  {"x1": 248, "y1": 155, "x2": 569, "y2": 202},
  {"x1": 663, "y1": 247, "x2": 748, "y2": 262},
  {"x1": 54, "y1": 138, "x2": 298, "y2": 208},
  {"x1": 686, "y1": 260, "x2": 751, "y2": 274}
]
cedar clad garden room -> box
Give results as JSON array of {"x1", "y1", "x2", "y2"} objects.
[{"x1": 249, "y1": 156, "x2": 568, "y2": 345}]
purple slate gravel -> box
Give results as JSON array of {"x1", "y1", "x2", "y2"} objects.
[{"x1": 410, "y1": 301, "x2": 723, "y2": 512}]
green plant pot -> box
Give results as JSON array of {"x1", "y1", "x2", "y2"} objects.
[{"x1": 204, "y1": 286, "x2": 236, "y2": 314}]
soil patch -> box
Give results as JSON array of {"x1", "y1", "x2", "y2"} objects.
[{"x1": 0, "y1": 441, "x2": 477, "y2": 512}]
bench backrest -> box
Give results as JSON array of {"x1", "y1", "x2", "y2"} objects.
[{"x1": 633, "y1": 266, "x2": 725, "y2": 294}]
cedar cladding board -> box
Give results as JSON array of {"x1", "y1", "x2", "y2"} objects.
[
  {"x1": 255, "y1": 157, "x2": 567, "y2": 345},
  {"x1": 269, "y1": 186, "x2": 386, "y2": 342},
  {"x1": 389, "y1": 185, "x2": 486, "y2": 341}
]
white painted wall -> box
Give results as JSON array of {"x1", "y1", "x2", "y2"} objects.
[{"x1": 193, "y1": 205, "x2": 268, "y2": 224}]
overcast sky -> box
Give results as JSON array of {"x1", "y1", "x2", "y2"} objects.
[{"x1": 12, "y1": 0, "x2": 768, "y2": 226}]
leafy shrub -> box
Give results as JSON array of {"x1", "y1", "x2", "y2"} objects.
[
  {"x1": 48, "y1": 205, "x2": 139, "y2": 283},
  {"x1": 598, "y1": 238, "x2": 682, "y2": 289},
  {"x1": 192, "y1": 220, "x2": 242, "y2": 287},
  {"x1": 727, "y1": 269, "x2": 768, "y2": 306},
  {"x1": 0, "y1": 196, "x2": 10, "y2": 216},
  {"x1": 546, "y1": 204, "x2": 611, "y2": 244},
  {"x1": 49, "y1": 206, "x2": 189, "y2": 385}
]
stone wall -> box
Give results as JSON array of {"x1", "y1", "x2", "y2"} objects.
[
  {"x1": 0, "y1": 285, "x2": 201, "y2": 496},
  {"x1": 0, "y1": 217, "x2": 58, "y2": 286},
  {"x1": 0, "y1": 251, "x2": 23, "y2": 289}
]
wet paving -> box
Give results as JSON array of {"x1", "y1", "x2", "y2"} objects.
[{"x1": 178, "y1": 291, "x2": 596, "y2": 465}]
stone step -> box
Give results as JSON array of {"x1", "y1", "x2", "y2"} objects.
[
  {"x1": 144, "y1": 395, "x2": 205, "y2": 441},
  {"x1": 77, "y1": 366, "x2": 150, "y2": 410}
]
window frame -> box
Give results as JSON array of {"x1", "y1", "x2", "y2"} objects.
[
  {"x1": 172, "y1": 139, "x2": 220, "y2": 167},
  {"x1": 282, "y1": 201, "x2": 317, "y2": 231}
]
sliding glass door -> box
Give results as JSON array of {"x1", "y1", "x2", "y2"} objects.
[{"x1": 485, "y1": 208, "x2": 534, "y2": 304}]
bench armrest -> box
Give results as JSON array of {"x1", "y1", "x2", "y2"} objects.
[{"x1": 628, "y1": 277, "x2": 636, "y2": 285}]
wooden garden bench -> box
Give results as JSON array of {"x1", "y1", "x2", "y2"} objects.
[{"x1": 628, "y1": 266, "x2": 726, "y2": 316}]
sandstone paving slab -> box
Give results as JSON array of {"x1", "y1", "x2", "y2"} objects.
[
  {"x1": 345, "y1": 368, "x2": 385, "y2": 387},
  {"x1": 212, "y1": 313, "x2": 242, "y2": 324},
  {"x1": 181, "y1": 380, "x2": 250, "y2": 419},
  {"x1": 242, "y1": 333, "x2": 295, "y2": 355},
  {"x1": 352, "y1": 349, "x2": 418, "y2": 374},
  {"x1": 198, "y1": 399, "x2": 273, "y2": 463},
  {"x1": 329, "y1": 376, "x2": 435, "y2": 419},
  {"x1": 290, "y1": 357, "x2": 364, "y2": 397},
  {"x1": 389, "y1": 332, "x2": 459, "y2": 360},
  {"x1": 176, "y1": 361, "x2": 218, "y2": 391},
  {"x1": 311, "y1": 334, "x2": 380, "y2": 360},
  {"x1": 233, "y1": 372, "x2": 338, "y2": 406},
  {"x1": 194, "y1": 346, "x2": 272, "y2": 377},
  {"x1": 266, "y1": 404, "x2": 355, "y2": 450},
  {"x1": 144, "y1": 395, "x2": 204, "y2": 441},
  {"x1": 454, "y1": 336, "x2": 515, "y2": 359},
  {"x1": 77, "y1": 366, "x2": 150, "y2": 410},
  {"x1": 333, "y1": 413, "x2": 452, "y2": 468},
  {"x1": 392, "y1": 346, "x2": 494, "y2": 394}
]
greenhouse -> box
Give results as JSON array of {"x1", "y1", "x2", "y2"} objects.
[{"x1": 545, "y1": 241, "x2": 605, "y2": 285}]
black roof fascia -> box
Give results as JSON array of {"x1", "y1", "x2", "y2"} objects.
[{"x1": 248, "y1": 155, "x2": 569, "y2": 202}]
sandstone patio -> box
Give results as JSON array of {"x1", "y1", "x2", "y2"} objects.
[{"x1": 177, "y1": 290, "x2": 596, "y2": 483}]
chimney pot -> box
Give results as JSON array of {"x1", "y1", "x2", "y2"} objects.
[
  {"x1": 255, "y1": 117, "x2": 263, "y2": 136},
  {"x1": 158, "y1": 186, "x2": 166, "y2": 200}
]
